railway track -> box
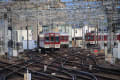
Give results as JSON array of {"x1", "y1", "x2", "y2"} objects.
[
  {"x1": 46, "y1": 48, "x2": 120, "y2": 80},
  {"x1": 0, "y1": 48, "x2": 120, "y2": 80}
]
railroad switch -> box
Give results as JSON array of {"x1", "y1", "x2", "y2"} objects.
[
  {"x1": 24, "y1": 69, "x2": 31, "y2": 80},
  {"x1": 51, "y1": 73, "x2": 56, "y2": 76},
  {"x1": 87, "y1": 54, "x2": 90, "y2": 56},
  {"x1": 72, "y1": 75, "x2": 77, "y2": 80},
  {"x1": 44, "y1": 65, "x2": 48, "y2": 72},
  {"x1": 89, "y1": 65, "x2": 93, "y2": 71},
  {"x1": 73, "y1": 66, "x2": 77, "y2": 69}
]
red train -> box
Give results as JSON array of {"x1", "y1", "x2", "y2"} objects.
[
  {"x1": 85, "y1": 32, "x2": 120, "y2": 47},
  {"x1": 39, "y1": 32, "x2": 69, "y2": 53}
]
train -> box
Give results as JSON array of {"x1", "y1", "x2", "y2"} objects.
[
  {"x1": 85, "y1": 32, "x2": 120, "y2": 48},
  {"x1": 60, "y1": 33, "x2": 69, "y2": 48},
  {"x1": 39, "y1": 32, "x2": 69, "y2": 53}
]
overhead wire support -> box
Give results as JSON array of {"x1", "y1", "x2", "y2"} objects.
[
  {"x1": 24, "y1": 1, "x2": 29, "y2": 50},
  {"x1": 37, "y1": 6, "x2": 39, "y2": 49}
]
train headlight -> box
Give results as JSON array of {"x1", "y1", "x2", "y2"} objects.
[
  {"x1": 55, "y1": 44, "x2": 60, "y2": 48},
  {"x1": 45, "y1": 44, "x2": 49, "y2": 48}
]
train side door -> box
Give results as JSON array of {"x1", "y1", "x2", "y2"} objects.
[
  {"x1": 55, "y1": 33, "x2": 60, "y2": 48},
  {"x1": 49, "y1": 33, "x2": 55, "y2": 48},
  {"x1": 44, "y1": 33, "x2": 49, "y2": 48}
]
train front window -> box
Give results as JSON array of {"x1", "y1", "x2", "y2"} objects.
[
  {"x1": 55, "y1": 37, "x2": 59, "y2": 42},
  {"x1": 88, "y1": 36, "x2": 90, "y2": 40},
  {"x1": 91, "y1": 36, "x2": 94, "y2": 40},
  {"x1": 45, "y1": 37, "x2": 49, "y2": 42},
  {"x1": 51, "y1": 36, "x2": 54, "y2": 42}
]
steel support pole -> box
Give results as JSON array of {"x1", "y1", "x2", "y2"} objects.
[
  {"x1": 26, "y1": 17, "x2": 29, "y2": 50},
  {"x1": 74, "y1": 25, "x2": 76, "y2": 47},
  {"x1": 37, "y1": 7, "x2": 39, "y2": 49},
  {"x1": 97, "y1": 21, "x2": 99, "y2": 46}
]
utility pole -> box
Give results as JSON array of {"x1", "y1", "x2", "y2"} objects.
[
  {"x1": 25, "y1": 1, "x2": 29, "y2": 50},
  {"x1": 3, "y1": 12, "x2": 8, "y2": 55},
  {"x1": 107, "y1": 0, "x2": 114, "y2": 55},
  {"x1": 82, "y1": 26, "x2": 84, "y2": 48},
  {"x1": 26, "y1": 22, "x2": 29, "y2": 50},
  {"x1": 97, "y1": 20, "x2": 99, "y2": 47},
  {"x1": 7, "y1": 7, "x2": 13, "y2": 59},
  {"x1": 37, "y1": 6, "x2": 39, "y2": 49},
  {"x1": 102, "y1": 0, "x2": 115, "y2": 64},
  {"x1": 74, "y1": 24, "x2": 76, "y2": 47},
  {"x1": 25, "y1": 16, "x2": 29, "y2": 50}
]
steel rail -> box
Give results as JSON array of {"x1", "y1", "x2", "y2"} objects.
[
  {"x1": 37, "y1": 62, "x2": 98, "y2": 80},
  {"x1": 47, "y1": 50, "x2": 120, "y2": 80}
]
